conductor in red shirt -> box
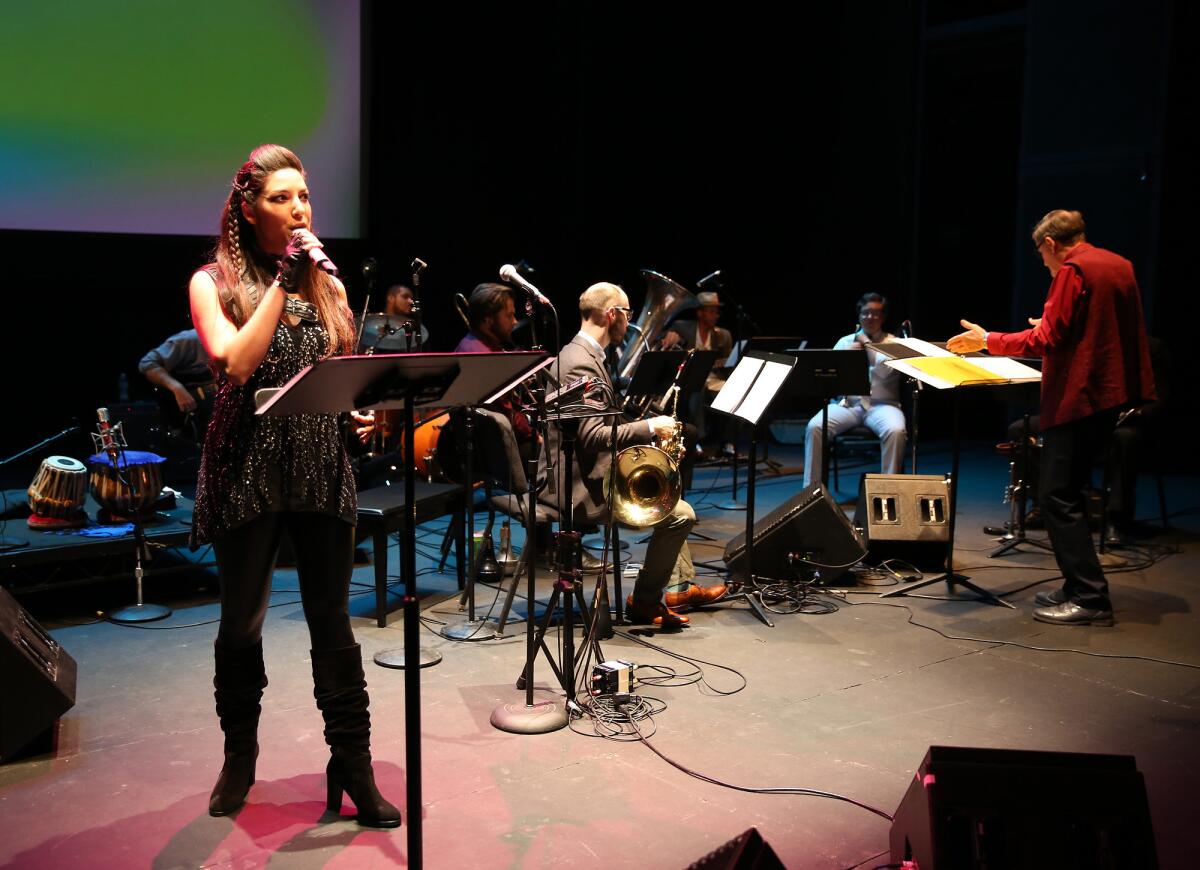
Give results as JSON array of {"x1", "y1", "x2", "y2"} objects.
[{"x1": 948, "y1": 210, "x2": 1155, "y2": 626}]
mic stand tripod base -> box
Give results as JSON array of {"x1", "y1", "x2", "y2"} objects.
[
  {"x1": 490, "y1": 699, "x2": 568, "y2": 734},
  {"x1": 374, "y1": 646, "x2": 443, "y2": 669},
  {"x1": 108, "y1": 602, "x2": 171, "y2": 623},
  {"x1": 719, "y1": 580, "x2": 774, "y2": 628},
  {"x1": 439, "y1": 617, "x2": 502, "y2": 640}
]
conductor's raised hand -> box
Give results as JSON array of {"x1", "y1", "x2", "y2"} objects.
[{"x1": 947, "y1": 319, "x2": 987, "y2": 354}]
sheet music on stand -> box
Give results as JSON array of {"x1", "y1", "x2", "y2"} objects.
[
  {"x1": 871, "y1": 337, "x2": 1041, "y2": 389},
  {"x1": 711, "y1": 353, "x2": 796, "y2": 425}
]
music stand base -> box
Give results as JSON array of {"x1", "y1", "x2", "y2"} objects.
[
  {"x1": 374, "y1": 647, "x2": 444, "y2": 669},
  {"x1": 439, "y1": 618, "x2": 501, "y2": 640},
  {"x1": 721, "y1": 588, "x2": 775, "y2": 627},
  {"x1": 879, "y1": 572, "x2": 1016, "y2": 609},
  {"x1": 109, "y1": 603, "x2": 171, "y2": 623},
  {"x1": 490, "y1": 700, "x2": 568, "y2": 734}
]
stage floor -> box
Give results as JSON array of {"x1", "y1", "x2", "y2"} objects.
[{"x1": 2, "y1": 443, "x2": 1198, "y2": 869}]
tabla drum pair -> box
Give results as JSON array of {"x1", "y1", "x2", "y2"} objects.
[{"x1": 27, "y1": 455, "x2": 89, "y2": 529}]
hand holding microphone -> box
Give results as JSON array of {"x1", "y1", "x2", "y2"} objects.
[{"x1": 282, "y1": 229, "x2": 339, "y2": 286}]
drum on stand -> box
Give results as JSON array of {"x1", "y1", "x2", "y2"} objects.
[
  {"x1": 88, "y1": 450, "x2": 166, "y2": 523},
  {"x1": 27, "y1": 456, "x2": 88, "y2": 529}
]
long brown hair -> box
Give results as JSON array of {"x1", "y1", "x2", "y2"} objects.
[{"x1": 211, "y1": 144, "x2": 354, "y2": 356}]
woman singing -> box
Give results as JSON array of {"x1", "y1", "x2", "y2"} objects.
[{"x1": 189, "y1": 144, "x2": 398, "y2": 827}]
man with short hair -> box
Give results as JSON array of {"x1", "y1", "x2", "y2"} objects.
[
  {"x1": 454, "y1": 283, "x2": 533, "y2": 450},
  {"x1": 803, "y1": 293, "x2": 907, "y2": 487},
  {"x1": 949, "y1": 209, "x2": 1155, "y2": 626},
  {"x1": 542, "y1": 282, "x2": 724, "y2": 627}
]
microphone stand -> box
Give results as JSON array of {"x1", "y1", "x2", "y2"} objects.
[
  {"x1": 716, "y1": 288, "x2": 757, "y2": 511},
  {"x1": 93, "y1": 419, "x2": 171, "y2": 623},
  {"x1": 410, "y1": 257, "x2": 427, "y2": 351}
]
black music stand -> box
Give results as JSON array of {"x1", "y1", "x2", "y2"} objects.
[
  {"x1": 625, "y1": 350, "x2": 686, "y2": 406},
  {"x1": 709, "y1": 352, "x2": 803, "y2": 627},
  {"x1": 259, "y1": 349, "x2": 549, "y2": 868},
  {"x1": 784, "y1": 349, "x2": 871, "y2": 489},
  {"x1": 868, "y1": 351, "x2": 1037, "y2": 609}
]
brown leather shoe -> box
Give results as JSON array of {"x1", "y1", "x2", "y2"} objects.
[
  {"x1": 664, "y1": 583, "x2": 728, "y2": 610},
  {"x1": 625, "y1": 596, "x2": 689, "y2": 627}
]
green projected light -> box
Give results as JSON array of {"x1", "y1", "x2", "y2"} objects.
[{"x1": 0, "y1": 0, "x2": 359, "y2": 236}]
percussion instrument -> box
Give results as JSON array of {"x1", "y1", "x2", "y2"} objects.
[
  {"x1": 88, "y1": 450, "x2": 167, "y2": 521},
  {"x1": 356, "y1": 313, "x2": 429, "y2": 353},
  {"x1": 27, "y1": 455, "x2": 88, "y2": 529}
]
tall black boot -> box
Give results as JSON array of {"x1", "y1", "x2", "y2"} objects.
[
  {"x1": 311, "y1": 644, "x2": 401, "y2": 828},
  {"x1": 209, "y1": 640, "x2": 267, "y2": 816}
]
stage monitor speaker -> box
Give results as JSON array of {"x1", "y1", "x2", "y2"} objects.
[
  {"x1": 855, "y1": 473, "x2": 951, "y2": 571},
  {"x1": 723, "y1": 482, "x2": 864, "y2": 583},
  {"x1": 1, "y1": 586, "x2": 78, "y2": 762},
  {"x1": 890, "y1": 745, "x2": 1157, "y2": 869},
  {"x1": 686, "y1": 827, "x2": 785, "y2": 870}
]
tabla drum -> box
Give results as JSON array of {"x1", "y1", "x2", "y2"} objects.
[
  {"x1": 88, "y1": 450, "x2": 167, "y2": 521},
  {"x1": 27, "y1": 455, "x2": 88, "y2": 529}
]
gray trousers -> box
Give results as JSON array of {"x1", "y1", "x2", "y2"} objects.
[
  {"x1": 631, "y1": 498, "x2": 696, "y2": 608},
  {"x1": 803, "y1": 402, "x2": 906, "y2": 488}
]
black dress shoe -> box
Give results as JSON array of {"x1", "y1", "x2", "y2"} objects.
[
  {"x1": 1033, "y1": 587, "x2": 1067, "y2": 607},
  {"x1": 1033, "y1": 601, "x2": 1114, "y2": 626}
]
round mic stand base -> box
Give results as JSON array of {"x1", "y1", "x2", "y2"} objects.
[
  {"x1": 439, "y1": 617, "x2": 501, "y2": 640},
  {"x1": 714, "y1": 498, "x2": 746, "y2": 511},
  {"x1": 0, "y1": 536, "x2": 30, "y2": 552},
  {"x1": 374, "y1": 647, "x2": 443, "y2": 669},
  {"x1": 489, "y1": 700, "x2": 568, "y2": 735},
  {"x1": 109, "y1": 602, "x2": 171, "y2": 623}
]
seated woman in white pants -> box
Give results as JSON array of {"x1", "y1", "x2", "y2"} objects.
[{"x1": 803, "y1": 293, "x2": 907, "y2": 488}]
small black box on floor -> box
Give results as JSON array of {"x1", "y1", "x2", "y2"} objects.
[
  {"x1": 854, "y1": 473, "x2": 951, "y2": 571},
  {"x1": 890, "y1": 745, "x2": 1157, "y2": 869},
  {"x1": 686, "y1": 827, "x2": 785, "y2": 870},
  {"x1": 0, "y1": 586, "x2": 78, "y2": 762},
  {"x1": 723, "y1": 482, "x2": 864, "y2": 584}
]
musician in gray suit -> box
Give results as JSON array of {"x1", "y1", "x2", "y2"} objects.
[{"x1": 540, "y1": 282, "x2": 725, "y2": 627}]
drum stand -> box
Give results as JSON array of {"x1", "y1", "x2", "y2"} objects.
[
  {"x1": 94, "y1": 427, "x2": 171, "y2": 623},
  {"x1": 989, "y1": 418, "x2": 1053, "y2": 559}
]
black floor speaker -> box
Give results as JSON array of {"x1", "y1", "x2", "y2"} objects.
[
  {"x1": 723, "y1": 482, "x2": 864, "y2": 583},
  {"x1": 1, "y1": 586, "x2": 78, "y2": 762},
  {"x1": 890, "y1": 746, "x2": 1157, "y2": 869},
  {"x1": 686, "y1": 827, "x2": 785, "y2": 870},
  {"x1": 854, "y1": 473, "x2": 952, "y2": 571}
]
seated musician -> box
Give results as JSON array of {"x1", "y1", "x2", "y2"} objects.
[
  {"x1": 803, "y1": 293, "x2": 907, "y2": 487},
  {"x1": 453, "y1": 282, "x2": 536, "y2": 460},
  {"x1": 138, "y1": 327, "x2": 215, "y2": 442},
  {"x1": 542, "y1": 282, "x2": 725, "y2": 627},
  {"x1": 660, "y1": 290, "x2": 736, "y2": 456},
  {"x1": 383, "y1": 282, "x2": 430, "y2": 347}
]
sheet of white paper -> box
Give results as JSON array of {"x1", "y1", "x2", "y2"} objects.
[
  {"x1": 735, "y1": 359, "x2": 794, "y2": 424},
  {"x1": 711, "y1": 357, "x2": 762, "y2": 414},
  {"x1": 966, "y1": 356, "x2": 1042, "y2": 381},
  {"x1": 894, "y1": 337, "x2": 954, "y2": 357}
]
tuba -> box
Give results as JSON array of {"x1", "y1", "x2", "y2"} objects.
[
  {"x1": 605, "y1": 359, "x2": 688, "y2": 528},
  {"x1": 615, "y1": 269, "x2": 700, "y2": 384}
]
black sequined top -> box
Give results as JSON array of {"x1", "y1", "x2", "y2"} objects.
[{"x1": 190, "y1": 298, "x2": 356, "y2": 546}]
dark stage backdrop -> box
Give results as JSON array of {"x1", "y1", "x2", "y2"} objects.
[{"x1": 0, "y1": 1, "x2": 1191, "y2": 484}]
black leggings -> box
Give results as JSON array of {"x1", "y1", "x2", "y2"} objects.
[{"x1": 212, "y1": 511, "x2": 356, "y2": 652}]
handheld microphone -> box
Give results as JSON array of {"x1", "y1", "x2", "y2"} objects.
[
  {"x1": 500, "y1": 264, "x2": 551, "y2": 305},
  {"x1": 292, "y1": 230, "x2": 338, "y2": 276},
  {"x1": 697, "y1": 269, "x2": 722, "y2": 290}
]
